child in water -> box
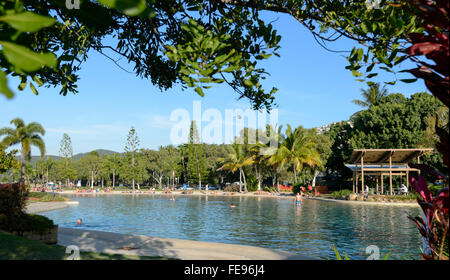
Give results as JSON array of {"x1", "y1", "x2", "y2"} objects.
[{"x1": 295, "y1": 193, "x2": 302, "y2": 206}]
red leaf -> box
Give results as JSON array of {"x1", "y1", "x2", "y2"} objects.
[{"x1": 410, "y1": 175, "x2": 433, "y2": 202}]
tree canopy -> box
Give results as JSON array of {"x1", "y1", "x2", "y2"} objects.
[{"x1": 0, "y1": 0, "x2": 431, "y2": 110}]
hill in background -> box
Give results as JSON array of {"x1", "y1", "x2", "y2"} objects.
[{"x1": 18, "y1": 149, "x2": 119, "y2": 163}]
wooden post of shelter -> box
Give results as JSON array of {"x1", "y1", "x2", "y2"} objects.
[
  {"x1": 389, "y1": 154, "x2": 393, "y2": 196},
  {"x1": 406, "y1": 170, "x2": 409, "y2": 191},
  {"x1": 353, "y1": 164, "x2": 356, "y2": 193},
  {"x1": 361, "y1": 156, "x2": 364, "y2": 194},
  {"x1": 355, "y1": 161, "x2": 358, "y2": 193},
  {"x1": 376, "y1": 177, "x2": 379, "y2": 194}
]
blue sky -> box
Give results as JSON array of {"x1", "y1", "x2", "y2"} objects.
[{"x1": 0, "y1": 12, "x2": 427, "y2": 156}]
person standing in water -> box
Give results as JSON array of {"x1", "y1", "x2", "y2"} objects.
[{"x1": 295, "y1": 193, "x2": 302, "y2": 205}]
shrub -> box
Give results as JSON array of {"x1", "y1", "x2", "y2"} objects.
[
  {"x1": 292, "y1": 182, "x2": 304, "y2": 195},
  {"x1": 331, "y1": 189, "x2": 353, "y2": 199},
  {"x1": 28, "y1": 192, "x2": 67, "y2": 202},
  {"x1": 0, "y1": 183, "x2": 56, "y2": 234},
  {"x1": 246, "y1": 176, "x2": 258, "y2": 192},
  {"x1": 263, "y1": 186, "x2": 276, "y2": 193},
  {"x1": 224, "y1": 185, "x2": 240, "y2": 192},
  {"x1": 0, "y1": 183, "x2": 29, "y2": 233},
  {"x1": 27, "y1": 214, "x2": 54, "y2": 234}
]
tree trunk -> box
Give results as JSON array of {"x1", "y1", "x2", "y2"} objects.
[
  {"x1": 239, "y1": 169, "x2": 242, "y2": 192},
  {"x1": 241, "y1": 168, "x2": 248, "y2": 193},
  {"x1": 257, "y1": 168, "x2": 262, "y2": 191},
  {"x1": 20, "y1": 148, "x2": 25, "y2": 183},
  {"x1": 112, "y1": 171, "x2": 115, "y2": 187},
  {"x1": 198, "y1": 172, "x2": 201, "y2": 190},
  {"x1": 293, "y1": 166, "x2": 298, "y2": 184},
  {"x1": 276, "y1": 168, "x2": 280, "y2": 192},
  {"x1": 312, "y1": 170, "x2": 320, "y2": 187},
  {"x1": 172, "y1": 170, "x2": 175, "y2": 190},
  {"x1": 91, "y1": 171, "x2": 94, "y2": 188},
  {"x1": 131, "y1": 153, "x2": 135, "y2": 191}
]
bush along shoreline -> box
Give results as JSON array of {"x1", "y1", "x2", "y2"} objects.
[
  {"x1": 0, "y1": 183, "x2": 56, "y2": 241},
  {"x1": 329, "y1": 189, "x2": 419, "y2": 203}
]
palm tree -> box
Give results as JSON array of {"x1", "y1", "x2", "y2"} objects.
[
  {"x1": 264, "y1": 124, "x2": 284, "y2": 191},
  {"x1": 352, "y1": 83, "x2": 389, "y2": 108},
  {"x1": 219, "y1": 139, "x2": 254, "y2": 192},
  {"x1": 249, "y1": 124, "x2": 283, "y2": 191},
  {"x1": 0, "y1": 118, "x2": 45, "y2": 182},
  {"x1": 272, "y1": 124, "x2": 321, "y2": 184}
]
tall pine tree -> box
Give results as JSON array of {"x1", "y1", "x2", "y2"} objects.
[
  {"x1": 187, "y1": 121, "x2": 208, "y2": 189},
  {"x1": 125, "y1": 127, "x2": 140, "y2": 191},
  {"x1": 59, "y1": 133, "x2": 76, "y2": 188}
]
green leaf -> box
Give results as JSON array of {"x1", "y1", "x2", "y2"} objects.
[
  {"x1": 332, "y1": 244, "x2": 342, "y2": 260},
  {"x1": 360, "y1": 22, "x2": 369, "y2": 33},
  {"x1": 18, "y1": 81, "x2": 27, "y2": 91},
  {"x1": 194, "y1": 86, "x2": 204, "y2": 97},
  {"x1": 0, "y1": 71, "x2": 14, "y2": 99},
  {"x1": 0, "y1": 11, "x2": 55, "y2": 32},
  {"x1": 356, "y1": 48, "x2": 364, "y2": 61},
  {"x1": 366, "y1": 63, "x2": 375, "y2": 72},
  {"x1": 29, "y1": 82, "x2": 38, "y2": 95},
  {"x1": 399, "y1": 78, "x2": 417, "y2": 83},
  {"x1": 351, "y1": 70, "x2": 363, "y2": 77},
  {"x1": 97, "y1": 0, "x2": 149, "y2": 17},
  {"x1": 32, "y1": 75, "x2": 44, "y2": 86},
  {"x1": 0, "y1": 41, "x2": 57, "y2": 72}
]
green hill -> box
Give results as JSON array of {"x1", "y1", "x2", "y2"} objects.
[{"x1": 18, "y1": 149, "x2": 119, "y2": 163}]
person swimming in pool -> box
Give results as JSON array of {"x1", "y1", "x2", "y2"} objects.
[
  {"x1": 230, "y1": 203, "x2": 236, "y2": 208},
  {"x1": 77, "y1": 218, "x2": 82, "y2": 225}
]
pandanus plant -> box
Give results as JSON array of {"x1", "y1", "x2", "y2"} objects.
[{"x1": 409, "y1": 165, "x2": 449, "y2": 260}]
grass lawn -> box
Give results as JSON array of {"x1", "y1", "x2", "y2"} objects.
[
  {"x1": 27, "y1": 192, "x2": 68, "y2": 202},
  {"x1": 0, "y1": 231, "x2": 172, "y2": 260}
]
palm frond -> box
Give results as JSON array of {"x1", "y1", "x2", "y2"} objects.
[
  {"x1": 31, "y1": 136, "x2": 46, "y2": 158},
  {"x1": 10, "y1": 118, "x2": 25, "y2": 129},
  {"x1": 26, "y1": 122, "x2": 45, "y2": 136}
]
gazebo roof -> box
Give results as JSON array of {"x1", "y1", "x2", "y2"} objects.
[{"x1": 349, "y1": 148, "x2": 433, "y2": 164}]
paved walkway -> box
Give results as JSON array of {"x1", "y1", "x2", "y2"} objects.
[
  {"x1": 25, "y1": 201, "x2": 79, "y2": 214},
  {"x1": 58, "y1": 227, "x2": 315, "y2": 260},
  {"x1": 308, "y1": 196, "x2": 420, "y2": 207}
]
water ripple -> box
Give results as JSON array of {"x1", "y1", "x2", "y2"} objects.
[{"x1": 42, "y1": 194, "x2": 422, "y2": 259}]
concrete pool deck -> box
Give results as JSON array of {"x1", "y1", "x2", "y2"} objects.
[
  {"x1": 25, "y1": 201, "x2": 79, "y2": 214},
  {"x1": 308, "y1": 196, "x2": 420, "y2": 207},
  {"x1": 58, "y1": 227, "x2": 315, "y2": 260}
]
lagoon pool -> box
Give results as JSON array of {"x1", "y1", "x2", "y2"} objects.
[{"x1": 42, "y1": 194, "x2": 422, "y2": 259}]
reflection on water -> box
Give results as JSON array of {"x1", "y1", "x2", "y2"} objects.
[{"x1": 42, "y1": 194, "x2": 422, "y2": 259}]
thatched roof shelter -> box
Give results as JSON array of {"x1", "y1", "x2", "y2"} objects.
[{"x1": 347, "y1": 148, "x2": 433, "y2": 195}]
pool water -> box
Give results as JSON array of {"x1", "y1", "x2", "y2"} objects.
[{"x1": 42, "y1": 194, "x2": 422, "y2": 260}]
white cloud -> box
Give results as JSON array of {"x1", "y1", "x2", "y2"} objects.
[
  {"x1": 46, "y1": 123, "x2": 129, "y2": 136},
  {"x1": 142, "y1": 114, "x2": 177, "y2": 129},
  {"x1": 46, "y1": 128, "x2": 94, "y2": 135}
]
